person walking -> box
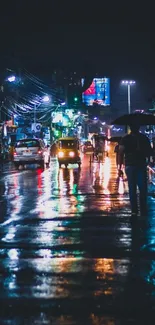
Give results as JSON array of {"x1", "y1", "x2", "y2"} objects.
[
  {"x1": 114, "y1": 142, "x2": 124, "y2": 177},
  {"x1": 118, "y1": 122, "x2": 152, "y2": 217}
]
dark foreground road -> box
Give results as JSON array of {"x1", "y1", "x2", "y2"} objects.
[{"x1": 1, "y1": 149, "x2": 155, "y2": 324}]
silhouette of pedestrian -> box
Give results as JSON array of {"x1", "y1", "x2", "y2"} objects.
[{"x1": 118, "y1": 122, "x2": 152, "y2": 218}]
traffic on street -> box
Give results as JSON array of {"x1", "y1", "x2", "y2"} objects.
[
  {"x1": 1, "y1": 144, "x2": 155, "y2": 324},
  {"x1": 1, "y1": 17, "x2": 155, "y2": 325}
]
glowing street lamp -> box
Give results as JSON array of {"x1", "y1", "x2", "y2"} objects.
[
  {"x1": 34, "y1": 95, "x2": 51, "y2": 124},
  {"x1": 54, "y1": 102, "x2": 66, "y2": 111},
  {"x1": 121, "y1": 80, "x2": 136, "y2": 114},
  {"x1": 42, "y1": 95, "x2": 50, "y2": 103},
  {"x1": 7, "y1": 76, "x2": 16, "y2": 82}
]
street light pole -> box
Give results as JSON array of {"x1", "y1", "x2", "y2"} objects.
[
  {"x1": 127, "y1": 84, "x2": 131, "y2": 114},
  {"x1": 34, "y1": 103, "x2": 36, "y2": 125},
  {"x1": 122, "y1": 80, "x2": 135, "y2": 114}
]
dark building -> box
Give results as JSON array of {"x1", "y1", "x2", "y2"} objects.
[{"x1": 52, "y1": 69, "x2": 82, "y2": 108}]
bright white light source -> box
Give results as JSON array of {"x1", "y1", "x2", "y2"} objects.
[
  {"x1": 69, "y1": 151, "x2": 75, "y2": 157},
  {"x1": 42, "y1": 95, "x2": 50, "y2": 102},
  {"x1": 8, "y1": 76, "x2": 16, "y2": 82},
  {"x1": 122, "y1": 80, "x2": 136, "y2": 85},
  {"x1": 8, "y1": 249, "x2": 19, "y2": 260}
]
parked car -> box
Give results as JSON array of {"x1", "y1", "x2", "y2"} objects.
[{"x1": 13, "y1": 138, "x2": 48, "y2": 168}]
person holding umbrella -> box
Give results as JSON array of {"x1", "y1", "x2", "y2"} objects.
[{"x1": 118, "y1": 121, "x2": 152, "y2": 218}]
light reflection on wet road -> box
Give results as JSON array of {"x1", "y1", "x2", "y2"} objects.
[{"x1": 1, "y1": 146, "x2": 155, "y2": 324}]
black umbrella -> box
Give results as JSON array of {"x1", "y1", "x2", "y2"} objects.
[
  {"x1": 111, "y1": 113, "x2": 155, "y2": 126},
  {"x1": 108, "y1": 136, "x2": 122, "y2": 143}
]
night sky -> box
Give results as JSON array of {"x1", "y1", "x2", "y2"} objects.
[{"x1": 0, "y1": 2, "x2": 154, "y2": 114}]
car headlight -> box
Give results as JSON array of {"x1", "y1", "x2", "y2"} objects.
[
  {"x1": 69, "y1": 151, "x2": 75, "y2": 157},
  {"x1": 58, "y1": 151, "x2": 64, "y2": 158}
]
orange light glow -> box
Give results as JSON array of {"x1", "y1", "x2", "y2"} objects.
[
  {"x1": 102, "y1": 157, "x2": 110, "y2": 190},
  {"x1": 118, "y1": 177, "x2": 125, "y2": 195},
  {"x1": 58, "y1": 151, "x2": 64, "y2": 158}
]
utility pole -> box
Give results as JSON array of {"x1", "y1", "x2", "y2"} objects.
[
  {"x1": 121, "y1": 80, "x2": 135, "y2": 114},
  {"x1": 34, "y1": 103, "x2": 36, "y2": 125},
  {"x1": 127, "y1": 84, "x2": 131, "y2": 115}
]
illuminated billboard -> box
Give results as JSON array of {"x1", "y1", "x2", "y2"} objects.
[{"x1": 82, "y1": 78, "x2": 110, "y2": 106}]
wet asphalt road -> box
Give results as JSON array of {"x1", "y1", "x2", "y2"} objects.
[{"x1": 1, "y1": 147, "x2": 155, "y2": 324}]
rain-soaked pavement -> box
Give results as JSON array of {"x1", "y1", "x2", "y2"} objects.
[{"x1": 1, "y1": 145, "x2": 155, "y2": 324}]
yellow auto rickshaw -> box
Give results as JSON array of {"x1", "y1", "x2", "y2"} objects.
[{"x1": 57, "y1": 137, "x2": 81, "y2": 168}]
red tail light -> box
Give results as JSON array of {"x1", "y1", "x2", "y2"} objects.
[
  {"x1": 13, "y1": 150, "x2": 17, "y2": 156},
  {"x1": 38, "y1": 149, "x2": 42, "y2": 154}
]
